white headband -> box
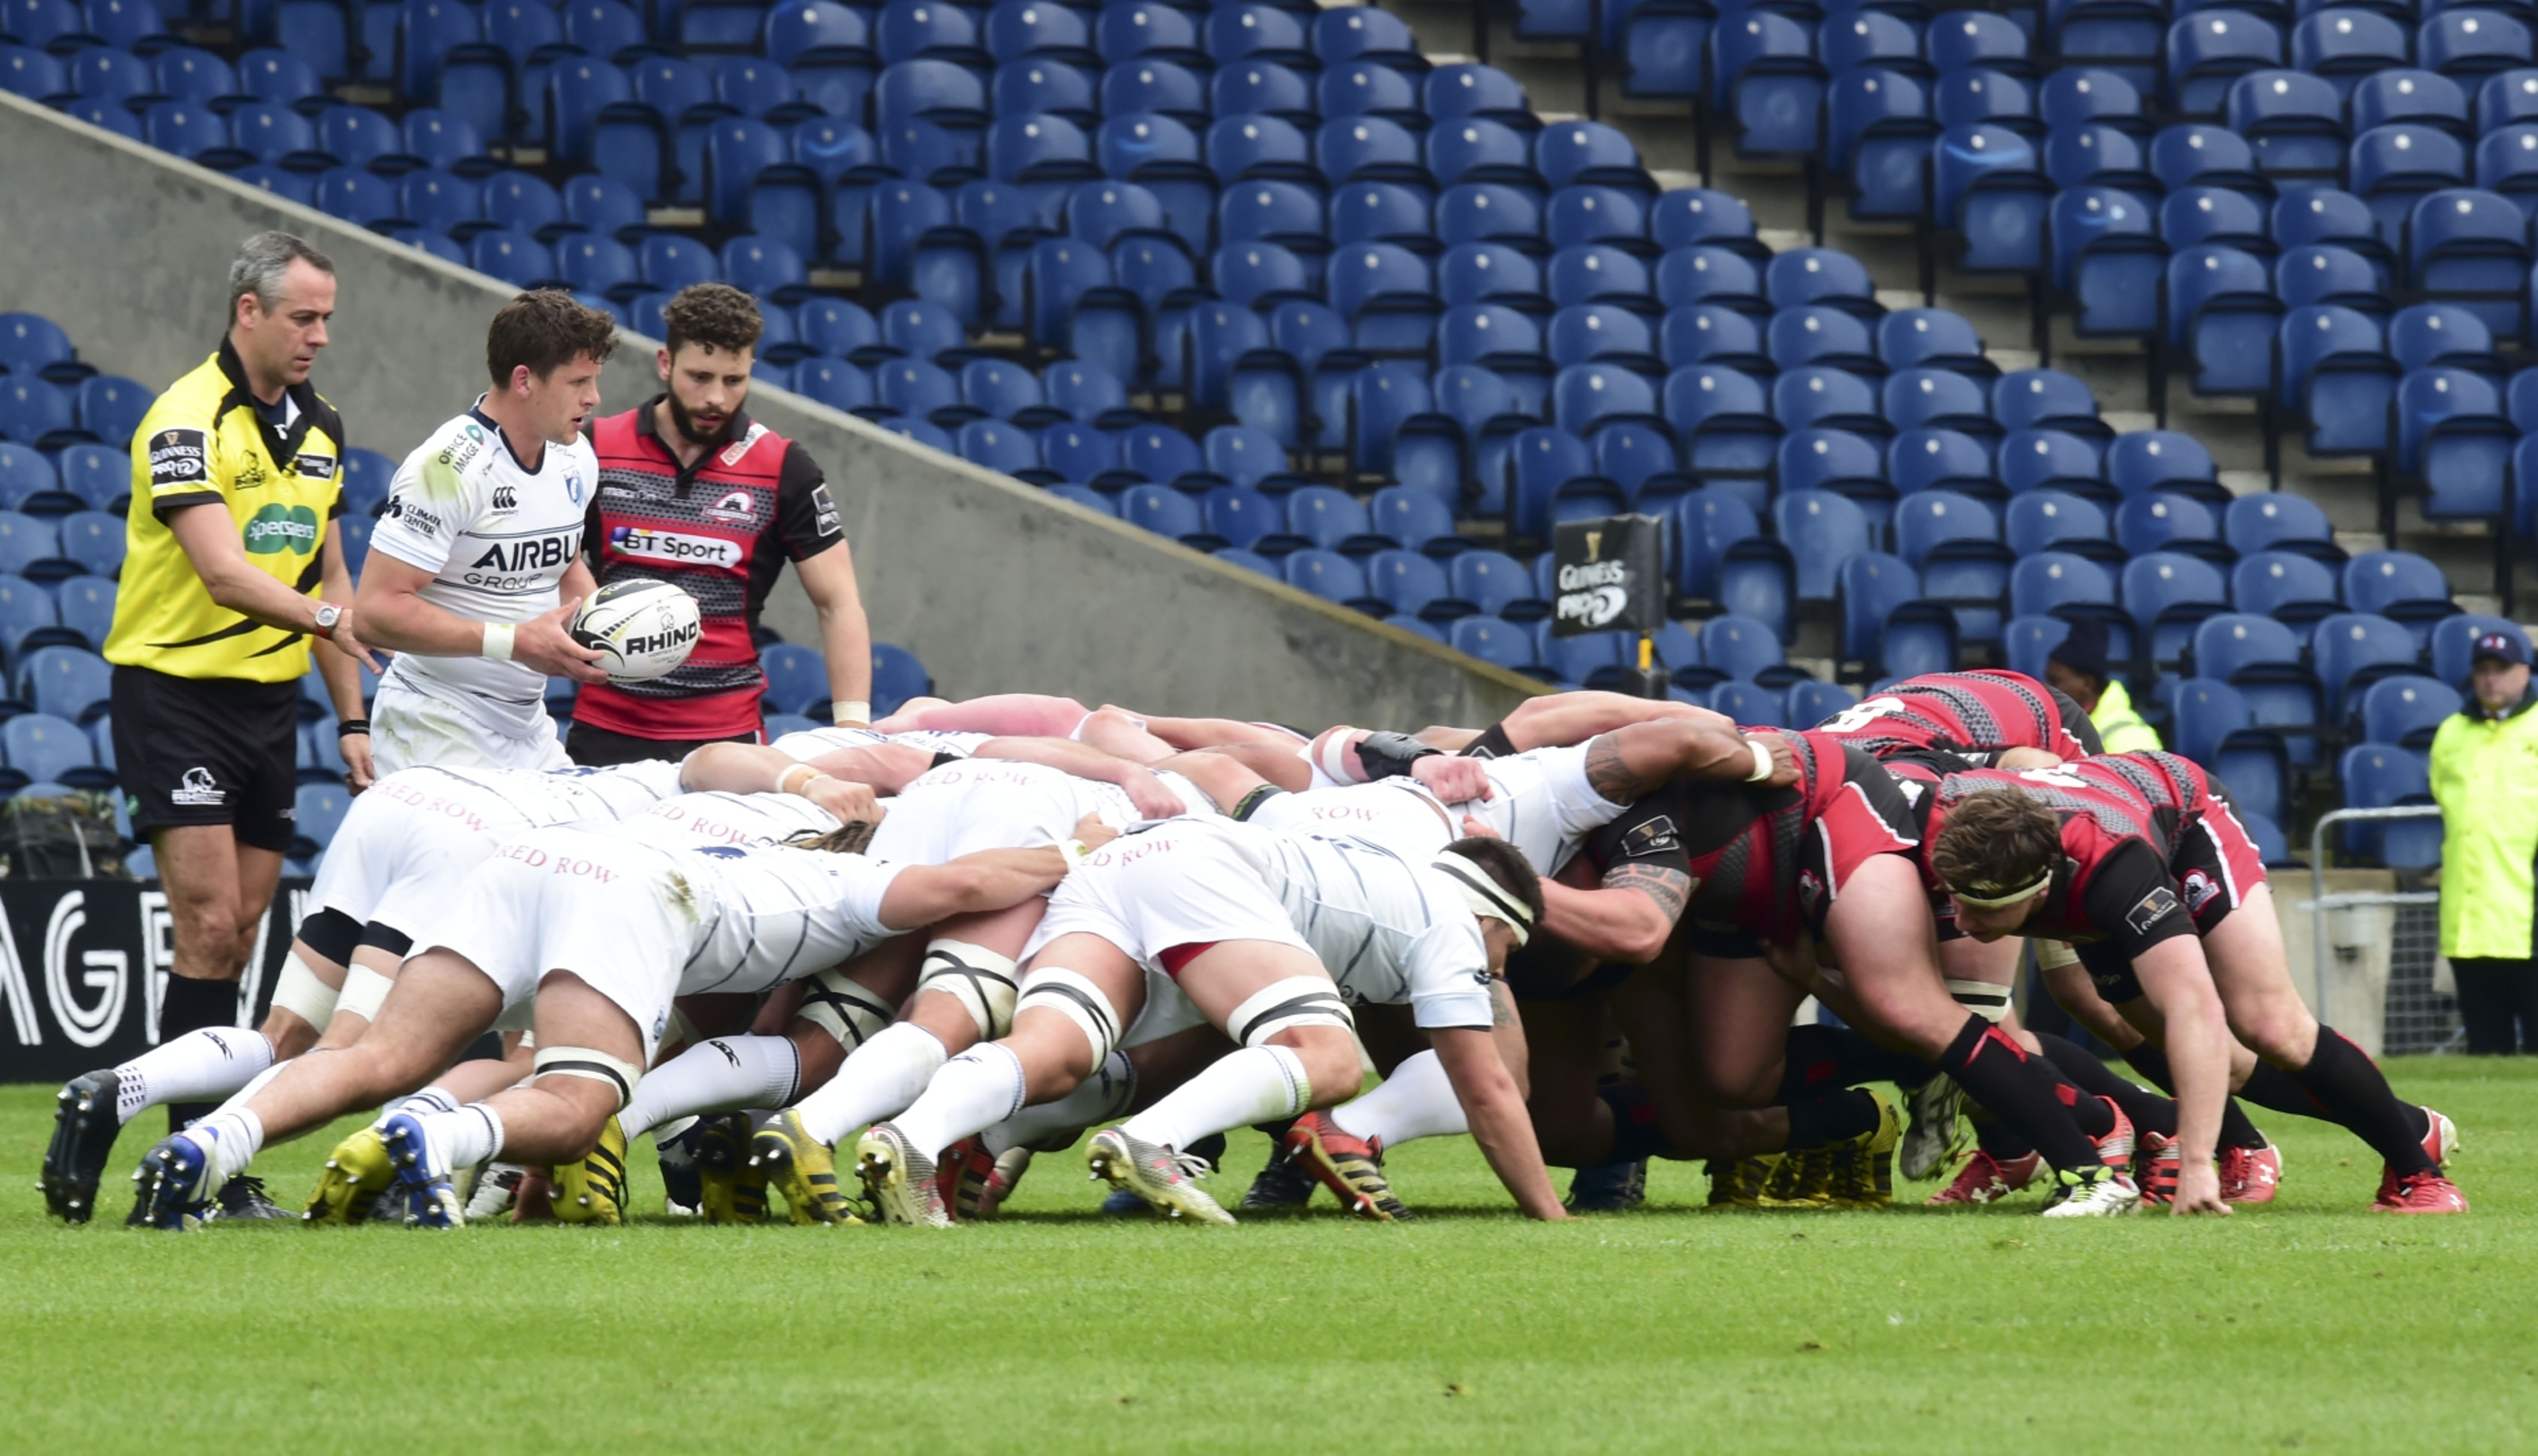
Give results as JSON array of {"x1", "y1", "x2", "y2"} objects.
[
  {"x1": 1948, "y1": 870, "x2": 2053, "y2": 910},
  {"x1": 1432, "y1": 853, "x2": 1534, "y2": 947}
]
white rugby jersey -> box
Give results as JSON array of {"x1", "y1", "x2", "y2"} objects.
[
  {"x1": 612, "y1": 788, "x2": 841, "y2": 850},
  {"x1": 377, "y1": 759, "x2": 686, "y2": 833},
  {"x1": 1219, "y1": 821, "x2": 1496, "y2": 1030},
  {"x1": 370, "y1": 403, "x2": 599, "y2": 734},
  {"x1": 770, "y1": 725, "x2": 992, "y2": 761},
  {"x1": 1453, "y1": 745, "x2": 1621, "y2": 877},
  {"x1": 872, "y1": 758, "x2": 1138, "y2": 859},
  {"x1": 673, "y1": 841, "x2": 906, "y2": 995},
  {"x1": 1246, "y1": 780, "x2": 1457, "y2": 860}
]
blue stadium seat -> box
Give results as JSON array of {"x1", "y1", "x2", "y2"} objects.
[
  {"x1": 756, "y1": 642, "x2": 829, "y2": 716},
  {"x1": 2278, "y1": 245, "x2": 2386, "y2": 315},
  {"x1": 2360, "y1": 674, "x2": 2463, "y2": 749},
  {"x1": 3, "y1": 711, "x2": 91, "y2": 788},
  {"x1": 2169, "y1": 12, "x2": 2283, "y2": 118},
  {"x1": 2294, "y1": 11, "x2": 2408, "y2": 102},
  {"x1": 2280, "y1": 305, "x2": 2400, "y2": 455},
  {"x1": 1700, "y1": 614, "x2": 1788, "y2": 684},
  {"x1": 2105, "y1": 429, "x2": 2223, "y2": 504},
  {"x1": 1934, "y1": 125, "x2": 2052, "y2": 270},
  {"x1": 19, "y1": 646, "x2": 109, "y2": 721},
  {"x1": 2230, "y1": 70, "x2": 2348, "y2": 179},
  {"x1": 2352, "y1": 124, "x2": 2471, "y2": 243},
  {"x1": 2340, "y1": 742, "x2": 2441, "y2": 868},
  {"x1": 2315, "y1": 611, "x2": 2425, "y2": 717},
  {"x1": 1772, "y1": 489, "x2": 1873, "y2": 603},
  {"x1": 2123, "y1": 551, "x2": 2231, "y2": 666},
  {"x1": 2011, "y1": 550, "x2": 2131, "y2": 655},
  {"x1": 1283, "y1": 548, "x2": 1371, "y2": 607},
  {"x1": 1448, "y1": 615, "x2": 1535, "y2": 673},
  {"x1": 1714, "y1": 11, "x2": 1825, "y2": 155},
  {"x1": 1045, "y1": 483, "x2": 1114, "y2": 515},
  {"x1": 56, "y1": 512, "x2": 121, "y2": 577},
  {"x1": 2116, "y1": 493, "x2": 2226, "y2": 565},
  {"x1": 2344, "y1": 550, "x2": 2463, "y2": 645},
  {"x1": 1886, "y1": 368, "x2": 1997, "y2": 439},
  {"x1": 1999, "y1": 429, "x2": 2106, "y2": 501}
]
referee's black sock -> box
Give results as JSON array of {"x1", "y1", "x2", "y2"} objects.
[
  {"x1": 1778, "y1": 1025, "x2": 1934, "y2": 1103},
  {"x1": 2037, "y1": 1033, "x2": 2176, "y2": 1140},
  {"x1": 1940, "y1": 1016, "x2": 2103, "y2": 1176},
  {"x1": 1785, "y1": 1089, "x2": 1884, "y2": 1151},
  {"x1": 2124, "y1": 1040, "x2": 2301, "y2": 1150},
  {"x1": 160, "y1": 975, "x2": 240, "y2": 1135},
  {"x1": 2289, "y1": 1028, "x2": 2436, "y2": 1176}
]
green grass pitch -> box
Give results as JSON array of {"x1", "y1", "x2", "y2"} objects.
[{"x1": 2, "y1": 1059, "x2": 2533, "y2": 1454}]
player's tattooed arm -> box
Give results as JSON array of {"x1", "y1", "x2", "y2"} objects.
[
  {"x1": 1489, "y1": 975, "x2": 1520, "y2": 1029},
  {"x1": 1604, "y1": 862, "x2": 1691, "y2": 922},
  {"x1": 1583, "y1": 721, "x2": 1797, "y2": 804}
]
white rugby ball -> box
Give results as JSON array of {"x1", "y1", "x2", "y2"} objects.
[{"x1": 572, "y1": 580, "x2": 701, "y2": 681}]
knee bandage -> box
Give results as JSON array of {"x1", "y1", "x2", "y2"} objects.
[
  {"x1": 1946, "y1": 979, "x2": 2013, "y2": 1025},
  {"x1": 269, "y1": 952, "x2": 339, "y2": 1029},
  {"x1": 2032, "y1": 939, "x2": 2080, "y2": 971},
  {"x1": 798, "y1": 968, "x2": 895, "y2": 1052},
  {"x1": 917, "y1": 940, "x2": 1020, "y2": 1039},
  {"x1": 1225, "y1": 976, "x2": 1354, "y2": 1048},
  {"x1": 1014, "y1": 969, "x2": 1125, "y2": 1062},
  {"x1": 336, "y1": 964, "x2": 397, "y2": 1024},
  {"x1": 531, "y1": 1045, "x2": 644, "y2": 1109}
]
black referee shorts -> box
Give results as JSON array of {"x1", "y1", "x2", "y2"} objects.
[{"x1": 111, "y1": 665, "x2": 301, "y2": 853}]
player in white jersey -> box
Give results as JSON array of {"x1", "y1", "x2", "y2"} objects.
[
  {"x1": 132, "y1": 813, "x2": 1091, "y2": 1230},
  {"x1": 851, "y1": 818, "x2": 1562, "y2": 1225},
  {"x1": 640, "y1": 750, "x2": 1216, "y2": 1220},
  {"x1": 41, "y1": 755, "x2": 715, "y2": 1224},
  {"x1": 353, "y1": 293, "x2": 620, "y2": 774}
]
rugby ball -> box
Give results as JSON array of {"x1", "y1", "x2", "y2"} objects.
[{"x1": 571, "y1": 580, "x2": 701, "y2": 681}]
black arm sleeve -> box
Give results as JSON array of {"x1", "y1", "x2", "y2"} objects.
[
  {"x1": 1351, "y1": 730, "x2": 1440, "y2": 780},
  {"x1": 2076, "y1": 838, "x2": 2199, "y2": 962},
  {"x1": 774, "y1": 441, "x2": 843, "y2": 560}
]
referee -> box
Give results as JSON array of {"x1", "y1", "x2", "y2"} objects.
[{"x1": 104, "y1": 232, "x2": 380, "y2": 1146}]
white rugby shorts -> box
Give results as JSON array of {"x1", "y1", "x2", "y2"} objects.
[{"x1": 371, "y1": 676, "x2": 572, "y2": 777}]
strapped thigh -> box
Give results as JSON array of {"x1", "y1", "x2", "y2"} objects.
[
  {"x1": 915, "y1": 939, "x2": 1021, "y2": 1039},
  {"x1": 1225, "y1": 975, "x2": 1355, "y2": 1048},
  {"x1": 1014, "y1": 968, "x2": 1125, "y2": 1062},
  {"x1": 798, "y1": 968, "x2": 895, "y2": 1052}
]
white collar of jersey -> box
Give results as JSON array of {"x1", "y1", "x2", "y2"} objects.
[{"x1": 1431, "y1": 852, "x2": 1533, "y2": 946}]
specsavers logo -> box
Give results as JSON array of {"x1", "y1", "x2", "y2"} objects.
[{"x1": 243, "y1": 503, "x2": 320, "y2": 554}]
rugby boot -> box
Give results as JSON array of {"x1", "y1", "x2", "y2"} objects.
[
  {"x1": 2039, "y1": 1166, "x2": 2141, "y2": 1218},
  {"x1": 1827, "y1": 1090, "x2": 1901, "y2": 1209},
  {"x1": 305, "y1": 1125, "x2": 397, "y2": 1225},
  {"x1": 206, "y1": 1175, "x2": 289, "y2": 1222},
  {"x1": 654, "y1": 1118, "x2": 704, "y2": 1217},
  {"x1": 857, "y1": 1122, "x2": 951, "y2": 1228},
  {"x1": 43, "y1": 1068, "x2": 122, "y2": 1223},
  {"x1": 2217, "y1": 1140, "x2": 2281, "y2": 1205},
  {"x1": 934, "y1": 1136, "x2": 991, "y2": 1224},
  {"x1": 378, "y1": 1113, "x2": 464, "y2": 1228},
  {"x1": 1705, "y1": 1155, "x2": 1779, "y2": 1209},
  {"x1": 2091, "y1": 1097, "x2": 2135, "y2": 1172},
  {"x1": 465, "y1": 1163, "x2": 526, "y2": 1223},
  {"x1": 2371, "y1": 1171, "x2": 2468, "y2": 1215},
  {"x1": 1239, "y1": 1140, "x2": 1318, "y2": 1212},
  {"x1": 2135, "y1": 1132, "x2": 2180, "y2": 1207},
  {"x1": 1087, "y1": 1127, "x2": 1235, "y2": 1225},
  {"x1": 1765, "y1": 1146, "x2": 1833, "y2": 1207},
  {"x1": 2373, "y1": 1108, "x2": 2460, "y2": 1209},
  {"x1": 131, "y1": 1136, "x2": 213, "y2": 1232},
  {"x1": 752, "y1": 1109, "x2": 857, "y2": 1225},
  {"x1": 692, "y1": 1113, "x2": 767, "y2": 1224},
  {"x1": 1925, "y1": 1149, "x2": 2040, "y2": 1206},
  {"x1": 552, "y1": 1116, "x2": 627, "y2": 1226},
  {"x1": 970, "y1": 1148, "x2": 1032, "y2": 1220},
  {"x1": 1898, "y1": 1072, "x2": 1969, "y2": 1183},
  {"x1": 1286, "y1": 1111, "x2": 1411, "y2": 1221},
  {"x1": 1566, "y1": 1159, "x2": 1648, "y2": 1213}
]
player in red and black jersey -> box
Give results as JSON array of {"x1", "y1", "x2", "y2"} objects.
[
  {"x1": 1921, "y1": 757, "x2": 2467, "y2": 1214},
  {"x1": 573, "y1": 285, "x2": 872, "y2": 765},
  {"x1": 1544, "y1": 730, "x2": 2137, "y2": 1215},
  {"x1": 1811, "y1": 669, "x2": 2126, "y2": 1191}
]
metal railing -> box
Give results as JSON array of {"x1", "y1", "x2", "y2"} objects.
[{"x1": 2304, "y1": 806, "x2": 2459, "y2": 1057}]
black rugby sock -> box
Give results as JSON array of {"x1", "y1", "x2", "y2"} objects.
[
  {"x1": 1778, "y1": 1025, "x2": 1935, "y2": 1103},
  {"x1": 1940, "y1": 1016, "x2": 2103, "y2": 1175},
  {"x1": 2119, "y1": 1040, "x2": 2268, "y2": 1149},
  {"x1": 159, "y1": 975, "x2": 240, "y2": 1136},
  {"x1": 2289, "y1": 1028, "x2": 2436, "y2": 1175},
  {"x1": 1785, "y1": 1089, "x2": 1884, "y2": 1151},
  {"x1": 1598, "y1": 1085, "x2": 1678, "y2": 1163},
  {"x1": 1973, "y1": 1114, "x2": 2036, "y2": 1160},
  {"x1": 2038, "y1": 1033, "x2": 2176, "y2": 1139}
]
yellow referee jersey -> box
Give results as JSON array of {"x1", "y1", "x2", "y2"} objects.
[{"x1": 104, "y1": 341, "x2": 347, "y2": 684}]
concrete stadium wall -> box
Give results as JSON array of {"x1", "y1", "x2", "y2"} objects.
[{"x1": 0, "y1": 93, "x2": 1539, "y2": 730}]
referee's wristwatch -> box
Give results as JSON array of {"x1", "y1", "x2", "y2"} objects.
[{"x1": 312, "y1": 603, "x2": 343, "y2": 640}]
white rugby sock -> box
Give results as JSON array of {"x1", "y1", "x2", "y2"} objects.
[
  {"x1": 891, "y1": 1043, "x2": 1026, "y2": 1160},
  {"x1": 412, "y1": 1105, "x2": 504, "y2": 1175},
  {"x1": 194, "y1": 1109, "x2": 265, "y2": 1183},
  {"x1": 114, "y1": 1029, "x2": 274, "y2": 1125},
  {"x1": 619, "y1": 1036, "x2": 803, "y2": 1140},
  {"x1": 212, "y1": 1059, "x2": 291, "y2": 1121},
  {"x1": 1121, "y1": 1046, "x2": 1311, "y2": 1154},
  {"x1": 795, "y1": 1023, "x2": 948, "y2": 1146},
  {"x1": 389, "y1": 1085, "x2": 462, "y2": 1120},
  {"x1": 1332, "y1": 1050, "x2": 1468, "y2": 1149},
  {"x1": 984, "y1": 1051, "x2": 1137, "y2": 1155}
]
